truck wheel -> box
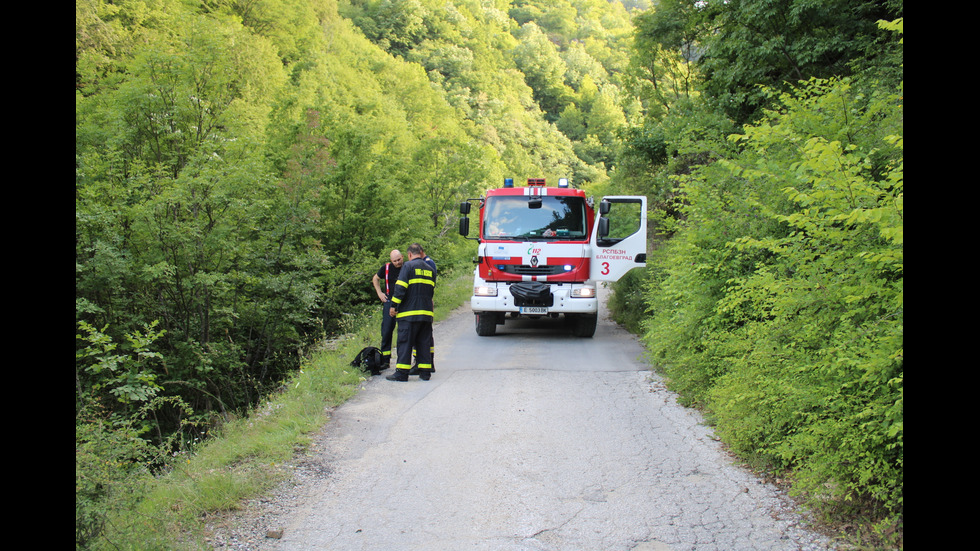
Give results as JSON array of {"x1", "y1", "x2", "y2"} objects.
[
  {"x1": 475, "y1": 312, "x2": 497, "y2": 336},
  {"x1": 571, "y1": 313, "x2": 597, "y2": 338}
]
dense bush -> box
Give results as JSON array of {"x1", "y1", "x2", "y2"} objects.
[{"x1": 641, "y1": 72, "x2": 903, "y2": 526}]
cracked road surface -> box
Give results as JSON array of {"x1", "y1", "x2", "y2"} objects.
[{"x1": 238, "y1": 287, "x2": 831, "y2": 551}]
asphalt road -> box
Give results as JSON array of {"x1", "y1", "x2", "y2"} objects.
[{"x1": 232, "y1": 286, "x2": 832, "y2": 551}]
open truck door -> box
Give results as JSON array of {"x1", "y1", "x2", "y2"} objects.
[{"x1": 589, "y1": 196, "x2": 647, "y2": 282}]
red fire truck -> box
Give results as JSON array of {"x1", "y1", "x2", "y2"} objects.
[{"x1": 459, "y1": 177, "x2": 647, "y2": 337}]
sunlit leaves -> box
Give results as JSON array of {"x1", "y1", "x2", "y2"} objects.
[{"x1": 641, "y1": 68, "x2": 903, "y2": 519}]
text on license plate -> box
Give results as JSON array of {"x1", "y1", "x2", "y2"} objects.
[{"x1": 520, "y1": 307, "x2": 548, "y2": 315}]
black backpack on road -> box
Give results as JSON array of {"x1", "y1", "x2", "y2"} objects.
[{"x1": 350, "y1": 346, "x2": 385, "y2": 375}]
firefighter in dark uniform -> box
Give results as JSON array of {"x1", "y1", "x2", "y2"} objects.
[
  {"x1": 372, "y1": 249, "x2": 403, "y2": 369},
  {"x1": 387, "y1": 243, "x2": 436, "y2": 381},
  {"x1": 410, "y1": 247, "x2": 437, "y2": 374}
]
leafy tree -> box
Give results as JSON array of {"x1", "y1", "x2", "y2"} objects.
[
  {"x1": 510, "y1": 0, "x2": 577, "y2": 42},
  {"x1": 412, "y1": 137, "x2": 497, "y2": 232},
  {"x1": 556, "y1": 103, "x2": 588, "y2": 141},
  {"x1": 716, "y1": 77, "x2": 902, "y2": 516},
  {"x1": 561, "y1": 41, "x2": 609, "y2": 90},
  {"x1": 697, "y1": 0, "x2": 903, "y2": 124},
  {"x1": 346, "y1": 0, "x2": 432, "y2": 57},
  {"x1": 626, "y1": 0, "x2": 704, "y2": 119},
  {"x1": 76, "y1": 4, "x2": 322, "y2": 433},
  {"x1": 586, "y1": 86, "x2": 627, "y2": 144},
  {"x1": 512, "y1": 21, "x2": 575, "y2": 120}
]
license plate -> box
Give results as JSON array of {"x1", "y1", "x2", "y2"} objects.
[{"x1": 520, "y1": 306, "x2": 548, "y2": 315}]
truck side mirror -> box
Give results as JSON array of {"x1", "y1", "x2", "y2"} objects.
[
  {"x1": 599, "y1": 199, "x2": 610, "y2": 216},
  {"x1": 459, "y1": 217, "x2": 470, "y2": 237},
  {"x1": 597, "y1": 217, "x2": 609, "y2": 239},
  {"x1": 460, "y1": 202, "x2": 471, "y2": 215}
]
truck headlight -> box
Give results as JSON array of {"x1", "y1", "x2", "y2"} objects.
[
  {"x1": 474, "y1": 285, "x2": 498, "y2": 297},
  {"x1": 571, "y1": 286, "x2": 595, "y2": 298}
]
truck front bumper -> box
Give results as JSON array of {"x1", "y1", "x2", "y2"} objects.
[{"x1": 470, "y1": 280, "x2": 598, "y2": 315}]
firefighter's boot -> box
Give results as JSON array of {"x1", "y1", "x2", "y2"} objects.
[
  {"x1": 385, "y1": 369, "x2": 410, "y2": 382},
  {"x1": 409, "y1": 364, "x2": 435, "y2": 375}
]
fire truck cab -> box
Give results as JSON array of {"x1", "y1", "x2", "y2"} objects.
[{"x1": 459, "y1": 177, "x2": 647, "y2": 337}]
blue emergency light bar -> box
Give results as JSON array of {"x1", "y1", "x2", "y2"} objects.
[
  {"x1": 503, "y1": 178, "x2": 514, "y2": 187},
  {"x1": 558, "y1": 178, "x2": 569, "y2": 188}
]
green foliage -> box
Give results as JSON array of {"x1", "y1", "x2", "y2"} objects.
[
  {"x1": 76, "y1": 0, "x2": 492, "y2": 439},
  {"x1": 76, "y1": 391, "x2": 200, "y2": 549},
  {"x1": 640, "y1": 70, "x2": 903, "y2": 528},
  {"x1": 697, "y1": 0, "x2": 903, "y2": 124},
  {"x1": 604, "y1": 11, "x2": 905, "y2": 543},
  {"x1": 77, "y1": 271, "x2": 473, "y2": 550},
  {"x1": 625, "y1": 0, "x2": 703, "y2": 117},
  {"x1": 76, "y1": 405, "x2": 156, "y2": 549},
  {"x1": 606, "y1": 266, "x2": 650, "y2": 333},
  {"x1": 341, "y1": 0, "x2": 636, "y2": 183},
  {"x1": 77, "y1": 0, "x2": 905, "y2": 546},
  {"x1": 513, "y1": 21, "x2": 576, "y2": 119},
  {"x1": 712, "y1": 78, "x2": 903, "y2": 512},
  {"x1": 76, "y1": 320, "x2": 166, "y2": 406}
]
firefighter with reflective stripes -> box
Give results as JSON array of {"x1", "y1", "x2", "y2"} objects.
[
  {"x1": 387, "y1": 243, "x2": 437, "y2": 381},
  {"x1": 410, "y1": 247, "x2": 437, "y2": 375},
  {"x1": 372, "y1": 249, "x2": 403, "y2": 368}
]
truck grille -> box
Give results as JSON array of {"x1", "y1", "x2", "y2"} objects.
[{"x1": 499, "y1": 264, "x2": 565, "y2": 276}]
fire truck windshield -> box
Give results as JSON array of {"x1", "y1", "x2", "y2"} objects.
[{"x1": 482, "y1": 195, "x2": 587, "y2": 240}]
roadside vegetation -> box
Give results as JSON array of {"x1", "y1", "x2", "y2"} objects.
[
  {"x1": 607, "y1": 4, "x2": 903, "y2": 548},
  {"x1": 77, "y1": 268, "x2": 473, "y2": 550}
]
